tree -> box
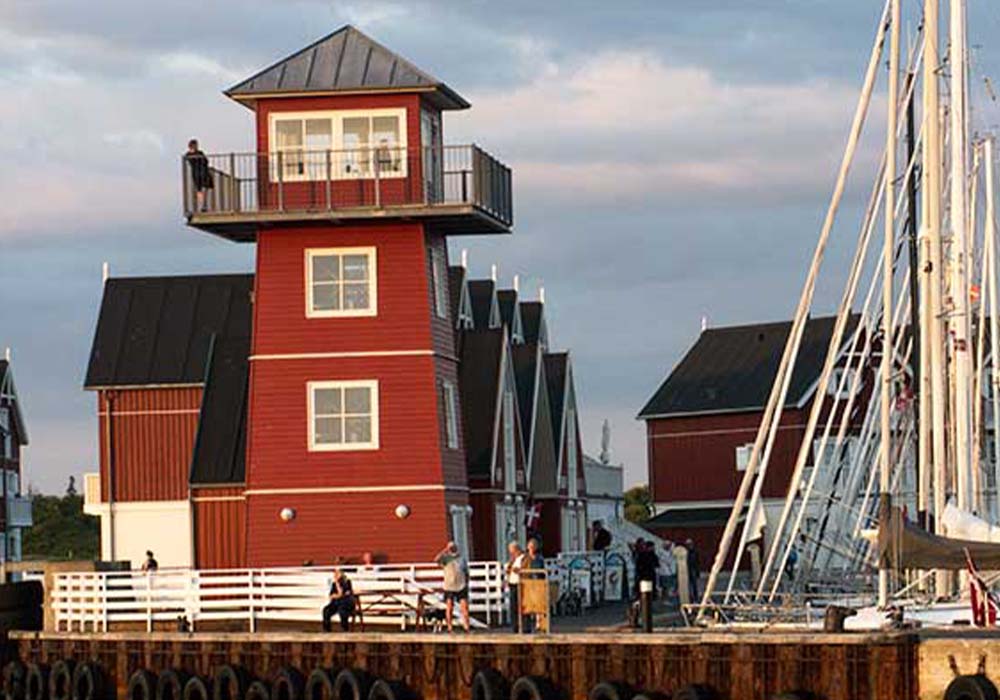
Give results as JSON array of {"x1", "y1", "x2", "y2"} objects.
[
  {"x1": 624, "y1": 484, "x2": 652, "y2": 524},
  {"x1": 22, "y1": 490, "x2": 99, "y2": 561}
]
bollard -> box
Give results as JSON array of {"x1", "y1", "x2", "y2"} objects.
[{"x1": 639, "y1": 580, "x2": 653, "y2": 633}]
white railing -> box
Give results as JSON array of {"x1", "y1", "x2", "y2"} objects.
[{"x1": 52, "y1": 561, "x2": 507, "y2": 633}]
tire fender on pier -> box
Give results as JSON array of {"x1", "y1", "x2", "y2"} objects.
[
  {"x1": 304, "y1": 670, "x2": 336, "y2": 700},
  {"x1": 183, "y1": 678, "x2": 211, "y2": 700},
  {"x1": 945, "y1": 675, "x2": 999, "y2": 700},
  {"x1": 271, "y1": 669, "x2": 304, "y2": 700},
  {"x1": 673, "y1": 686, "x2": 717, "y2": 700},
  {"x1": 510, "y1": 676, "x2": 557, "y2": 700},
  {"x1": 214, "y1": 666, "x2": 251, "y2": 700},
  {"x1": 24, "y1": 665, "x2": 47, "y2": 700},
  {"x1": 588, "y1": 682, "x2": 634, "y2": 700},
  {"x1": 70, "y1": 662, "x2": 103, "y2": 700},
  {"x1": 48, "y1": 661, "x2": 74, "y2": 700},
  {"x1": 127, "y1": 670, "x2": 157, "y2": 700},
  {"x1": 470, "y1": 669, "x2": 506, "y2": 700},
  {"x1": 332, "y1": 670, "x2": 371, "y2": 700},
  {"x1": 4, "y1": 661, "x2": 26, "y2": 700},
  {"x1": 245, "y1": 681, "x2": 270, "y2": 700},
  {"x1": 367, "y1": 679, "x2": 407, "y2": 700},
  {"x1": 156, "y1": 670, "x2": 191, "y2": 700}
]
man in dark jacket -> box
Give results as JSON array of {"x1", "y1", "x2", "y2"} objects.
[
  {"x1": 322, "y1": 567, "x2": 355, "y2": 632},
  {"x1": 185, "y1": 139, "x2": 214, "y2": 212},
  {"x1": 634, "y1": 540, "x2": 659, "y2": 598}
]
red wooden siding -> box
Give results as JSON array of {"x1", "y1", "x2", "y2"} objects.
[
  {"x1": 246, "y1": 489, "x2": 451, "y2": 566},
  {"x1": 192, "y1": 486, "x2": 246, "y2": 569},
  {"x1": 97, "y1": 388, "x2": 201, "y2": 502},
  {"x1": 468, "y1": 492, "x2": 497, "y2": 561}
]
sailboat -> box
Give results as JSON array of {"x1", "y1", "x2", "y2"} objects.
[{"x1": 697, "y1": 0, "x2": 1000, "y2": 629}]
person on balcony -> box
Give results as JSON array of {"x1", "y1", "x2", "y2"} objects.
[
  {"x1": 185, "y1": 139, "x2": 214, "y2": 212},
  {"x1": 141, "y1": 550, "x2": 158, "y2": 573},
  {"x1": 321, "y1": 566, "x2": 355, "y2": 632},
  {"x1": 435, "y1": 541, "x2": 470, "y2": 633}
]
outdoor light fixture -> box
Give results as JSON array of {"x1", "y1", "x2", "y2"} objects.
[
  {"x1": 279, "y1": 507, "x2": 296, "y2": 522},
  {"x1": 394, "y1": 504, "x2": 411, "y2": 519}
]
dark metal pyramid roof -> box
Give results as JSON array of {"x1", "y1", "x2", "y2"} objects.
[{"x1": 226, "y1": 25, "x2": 469, "y2": 110}]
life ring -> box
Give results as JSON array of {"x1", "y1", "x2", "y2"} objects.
[
  {"x1": 470, "y1": 669, "x2": 506, "y2": 700},
  {"x1": 24, "y1": 665, "x2": 48, "y2": 700},
  {"x1": 944, "y1": 675, "x2": 999, "y2": 700},
  {"x1": 183, "y1": 678, "x2": 211, "y2": 700},
  {"x1": 510, "y1": 676, "x2": 557, "y2": 700},
  {"x1": 588, "y1": 682, "x2": 633, "y2": 700},
  {"x1": 271, "y1": 669, "x2": 304, "y2": 700},
  {"x1": 304, "y1": 671, "x2": 335, "y2": 700},
  {"x1": 332, "y1": 670, "x2": 371, "y2": 700},
  {"x1": 214, "y1": 666, "x2": 251, "y2": 700},
  {"x1": 245, "y1": 681, "x2": 270, "y2": 700},
  {"x1": 4, "y1": 661, "x2": 26, "y2": 700},
  {"x1": 127, "y1": 670, "x2": 157, "y2": 700},
  {"x1": 673, "y1": 686, "x2": 717, "y2": 700},
  {"x1": 70, "y1": 663, "x2": 103, "y2": 700},
  {"x1": 367, "y1": 680, "x2": 407, "y2": 700},
  {"x1": 156, "y1": 671, "x2": 191, "y2": 700},
  {"x1": 48, "y1": 661, "x2": 74, "y2": 700}
]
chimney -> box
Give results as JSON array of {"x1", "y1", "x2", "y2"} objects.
[
  {"x1": 701, "y1": 315, "x2": 709, "y2": 332},
  {"x1": 460, "y1": 249, "x2": 468, "y2": 269},
  {"x1": 513, "y1": 274, "x2": 520, "y2": 293},
  {"x1": 539, "y1": 286, "x2": 546, "y2": 304},
  {"x1": 490, "y1": 264, "x2": 498, "y2": 282},
  {"x1": 102, "y1": 261, "x2": 110, "y2": 284}
]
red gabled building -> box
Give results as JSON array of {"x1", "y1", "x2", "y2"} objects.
[{"x1": 83, "y1": 26, "x2": 589, "y2": 568}]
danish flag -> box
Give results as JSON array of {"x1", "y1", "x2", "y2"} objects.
[
  {"x1": 525, "y1": 502, "x2": 542, "y2": 530},
  {"x1": 966, "y1": 549, "x2": 1000, "y2": 627}
]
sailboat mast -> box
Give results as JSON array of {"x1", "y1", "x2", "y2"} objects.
[
  {"x1": 879, "y1": 0, "x2": 900, "y2": 609},
  {"x1": 986, "y1": 137, "x2": 1000, "y2": 518},
  {"x1": 949, "y1": 0, "x2": 973, "y2": 512}
]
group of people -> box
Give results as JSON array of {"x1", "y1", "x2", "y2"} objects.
[{"x1": 504, "y1": 538, "x2": 547, "y2": 633}]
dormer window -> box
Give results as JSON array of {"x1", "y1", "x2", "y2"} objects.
[{"x1": 270, "y1": 109, "x2": 407, "y2": 181}]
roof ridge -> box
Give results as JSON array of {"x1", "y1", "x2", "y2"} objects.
[{"x1": 226, "y1": 25, "x2": 355, "y2": 96}]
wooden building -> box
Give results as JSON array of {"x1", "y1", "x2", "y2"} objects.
[{"x1": 82, "y1": 26, "x2": 586, "y2": 567}]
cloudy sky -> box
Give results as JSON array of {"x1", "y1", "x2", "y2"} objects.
[{"x1": 4, "y1": 1, "x2": 1000, "y2": 493}]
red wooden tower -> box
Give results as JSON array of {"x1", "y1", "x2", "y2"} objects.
[{"x1": 184, "y1": 26, "x2": 512, "y2": 566}]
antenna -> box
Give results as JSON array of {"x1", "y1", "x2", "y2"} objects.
[
  {"x1": 102, "y1": 261, "x2": 110, "y2": 284},
  {"x1": 513, "y1": 274, "x2": 520, "y2": 293},
  {"x1": 460, "y1": 249, "x2": 468, "y2": 268}
]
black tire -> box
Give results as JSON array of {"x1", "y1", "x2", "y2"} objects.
[
  {"x1": 70, "y1": 663, "x2": 103, "y2": 700},
  {"x1": 304, "y1": 671, "x2": 335, "y2": 700},
  {"x1": 48, "y1": 662, "x2": 74, "y2": 700},
  {"x1": 25, "y1": 665, "x2": 47, "y2": 700},
  {"x1": 127, "y1": 671, "x2": 157, "y2": 700},
  {"x1": 589, "y1": 682, "x2": 632, "y2": 700},
  {"x1": 674, "y1": 686, "x2": 717, "y2": 700},
  {"x1": 367, "y1": 681, "x2": 406, "y2": 700},
  {"x1": 945, "y1": 675, "x2": 999, "y2": 700},
  {"x1": 214, "y1": 667, "x2": 251, "y2": 700},
  {"x1": 245, "y1": 682, "x2": 269, "y2": 700},
  {"x1": 470, "y1": 670, "x2": 506, "y2": 700},
  {"x1": 631, "y1": 694, "x2": 667, "y2": 700},
  {"x1": 332, "y1": 670, "x2": 371, "y2": 700},
  {"x1": 156, "y1": 671, "x2": 191, "y2": 700},
  {"x1": 769, "y1": 693, "x2": 812, "y2": 700},
  {"x1": 510, "y1": 676, "x2": 557, "y2": 700},
  {"x1": 5, "y1": 661, "x2": 26, "y2": 700},
  {"x1": 183, "y1": 678, "x2": 211, "y2": 700},
  {"x1": 271, "y1": 669, "x2": 303, "y2": 700}
]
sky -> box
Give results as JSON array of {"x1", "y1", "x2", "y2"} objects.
[{"x1": 4, "y1": 1, "x2": 1000, "y2": 494}]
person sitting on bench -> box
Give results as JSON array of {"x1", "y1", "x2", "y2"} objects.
[{"x1": 322, "y1": 567, "x2": 355, "y2": 632}]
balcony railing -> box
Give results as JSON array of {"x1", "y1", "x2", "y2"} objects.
[{"x1": 182, "y1": 144, "x2": 512, "y2": 231}]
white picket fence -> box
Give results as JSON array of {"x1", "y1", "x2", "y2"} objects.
[{"x1": 52, "y1": 562, "x2": 507, "y2": 633}]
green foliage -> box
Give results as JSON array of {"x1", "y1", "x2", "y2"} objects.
[
  {"x1": 23, "y1": 492, "x2": 99, "y2": 561},
  {"x1": 624, "y1": 484, "x2": 652, "y2": 524}
]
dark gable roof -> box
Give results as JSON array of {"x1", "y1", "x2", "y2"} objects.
[
  {"x1": 226, "y1": 25, "x2": 469, "y2": 110},
  {"x1": 520, "y1": 302, "x2": 544, "y2": 345},
  {"x1": 544, "y1": 352, "x2": 568, "y2": 444},
  {"x1": 189, "y1": 336, "x2": 249, "y2": 485},
  {"x1": 638, "y1": 314, "x2": 859, "y2": 418},
  {"x1": 0, "y1": 360, "x2": 28, "y2": 445},
  {"x1": 459, "y1": 329, "x2": 505, "y2": 479},
  {"x1": 511, "y1": 343, "x2": 540, "y2": 443},
  {"x1": 496, "y1": 290, "x2": 518, "y2": 329},
  {"x1": 85, "y1": 274, "x2": 253, "y2": 388},
  {"x1": 448, "y1": 266, "x2": 466, "y2": 324},
  {"x1": 467, "y1": 280, "x2": 496, "y2": 330}
]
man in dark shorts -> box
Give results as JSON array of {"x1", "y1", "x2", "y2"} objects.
[
  {"x1": 185, "y1": 139, "x2": 214, "y2": 212},
  {"x1": 435, "y1": 541, "x2": 470, "y2": 633},
  {"x1": 321, "y1": 567, "x2": 355, "y2": 632}
]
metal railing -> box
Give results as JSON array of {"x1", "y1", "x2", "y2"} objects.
[
  {"x1": 52, "y1": 561, "x2": 507, "y2": 633},
  {"x1": 182, "y1": 145, "x2": 512, "y2": 226}
]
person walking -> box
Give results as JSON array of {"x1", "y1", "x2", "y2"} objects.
[
  {"x1": 321, "y1": 567, "x2": 355, "y2": 632},
  {"x1": 505, "y1": 541, "x2": 526, "y2": 632},
  {"x1": 635, "y1": 540, "x2": 660, "y2": 599},
  {"x1": 435, "y1": 542, "x2": 470, "y2": 633},
  {"x1": 185, "y1": 139, "x2": 214, "y2": 212},
  {"x1": 592, "y1": 521, "x2": 612, "y2": 551},
  {"x1": 141, "y1": 550, "x2": 158, "y2": 573}
]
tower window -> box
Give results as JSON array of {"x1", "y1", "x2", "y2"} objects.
[
  {"x1": 306, "y1": 247, "x2": 377, "y2": 318},
  {"x1": 430, "y1": 245, "x2": 449, "y2": 319},
  {"x1": 308, "y1": 380, "x2": 379, "y2": 451},
  {"x1": 443, "y1": 381, "x2": 459, "y2": 450}
]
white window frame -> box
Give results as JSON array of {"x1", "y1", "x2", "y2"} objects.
[
  {"x1": 307, "y1": 380, "x2": 380, "y2": 452},
  {"x1": 430, "y1": 246, "x2": 449, "y2": 320},
  {"x1": 828, "y1": 367, "x2": 859, "y2": 400},
  {"x1": 443, "y1": 381, "x2": 459, "y2": 450},
  {"x1": 269, "y1": 108, "x2": 408, "y2": 182},
  {"x1": 305, "y1": 247, "x2": 378, "y2": 319},
  {"x1": 735, "y1": 443, "x2": 753, "y2": 472}
]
